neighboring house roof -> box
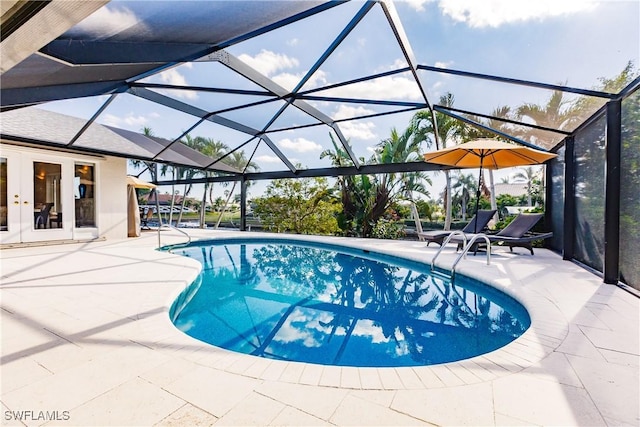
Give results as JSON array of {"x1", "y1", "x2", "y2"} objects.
[{"x1": 494, "y1": 183, "x2": 528, "y2": 198}]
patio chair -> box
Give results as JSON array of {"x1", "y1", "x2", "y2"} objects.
[
  {"x1": 34, "y1": 203, "x2": 54, "y2": 229},
  {"x1": 418, "y1": 209, "x2": 496, "y2": 246},
  {"x1": 464, "y1": 213, "x2": 553, "y2": 255},
  {"x1": 141, "y1": 207, "x2": 154, "y2": 230}
]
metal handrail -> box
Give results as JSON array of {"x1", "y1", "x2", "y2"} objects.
[
  {"x1": 431, "y1": 230, "x2": 467, "y2": 271},
  {"x1": 451, "y1": 233, "x2": 491, "y2": 277},
  {"x1": 157, "y1": 223, "x2": 192, "y2": 249}
]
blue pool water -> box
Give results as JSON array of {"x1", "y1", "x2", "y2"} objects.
[{"x1": 169, "y1": 239, "x2": 530, "y2": 367}]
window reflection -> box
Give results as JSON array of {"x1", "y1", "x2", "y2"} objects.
[
  {"x1": 33, "y1": 162, "x2": 62, "y2": 229},
  {"x1": 75, "y1": 163, "x2": 95, "y2": 227}
]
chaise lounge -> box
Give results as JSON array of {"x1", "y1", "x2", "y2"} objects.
[
  {"x1": 418, "y1": 209, "x2": 497, "y2": 246},
  {"x1": 462, "y1": 213, "x2": 553, "y2": 255}
]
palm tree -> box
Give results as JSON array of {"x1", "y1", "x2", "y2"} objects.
[
  {"x1": 198, "y1": 138, "x2": 229, "y2": 227},
  {"x1": 320, "y1": 127, "x2": 430, "y2": 237},
  {"x1": 452, "y1": 172, "x2": 477, "y2": 220},
  {"x1": 411, "y1": 93, "x2": 464, "y2": 230},
  {"x1": 130, "y1": 126, "x2": 162, "y2": 226},
  {"x1": 512, "y1": 166, "x2": 539, "y2": 206},
  {"x1": 462, "y1": 105, "x2": 515, "y2": 222},
  {"x1": 215, "y1": 150, "x2": 259, "y2": 228},
  {"x1": 515, "y1": 88, "x2": 580, "y2": 144}
]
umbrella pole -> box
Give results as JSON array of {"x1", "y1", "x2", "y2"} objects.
[{"x1": 474, "y1": 162, "x2": 483, "y2": 233}]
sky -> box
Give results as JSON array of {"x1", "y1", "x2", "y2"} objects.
[{"x1": 38, "y1": 0, "x2": 640, "y2": 202}]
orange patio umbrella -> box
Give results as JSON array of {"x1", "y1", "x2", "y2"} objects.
[{"x1": 423, "y1": 139, "x2": 557, "y2": 232}]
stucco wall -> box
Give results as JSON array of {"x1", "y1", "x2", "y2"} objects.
[{"x1": 97, "y1": 156, "x2": 128, "y2": 240}]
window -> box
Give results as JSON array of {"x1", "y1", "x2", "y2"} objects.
[{"x1": 74, "y1": 163, "x2": 95, "y2": 227}]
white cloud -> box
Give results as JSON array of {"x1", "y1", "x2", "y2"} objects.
[
  {"x1": 333, "y1": 105, "x2": 375, "y2": 120},
  {"x1": 277, "y1": 137, "x2": 323, "y2": 153},
  {"x1": 157, "y1": 65, "x2": 197, "y2": 100},
  {"x1": 255, "y1": 155, "x2": 282, "y2": 163},
  {"x1": 272, "y1": 69, "x2": 328, "y2": 92},
  {"x1": 68, "y1": 5, "x2": 142, "y2": 38},
  {"x1": 438, "y1": 0, "x2": 598, "y2": 28},
  {"x1": 102, "y1": 113, "x2": 148, "y2": 128},
  {"x1": 332, "y1": 105, "x2": 378, "y2": 141},
  {"x1": 341, "y1": 121, "x2": 378, "y2": 141},
  {"x1": 238, "y1": 49, "x2": 299, "y2": 77},
  {"x1": 322, "y1": 75, "x2": 421, "y2": 101},
  {"x1": 434, "y1": 60, "x2": 453, "y2": 69},
  {"x1": 404, "y1": 0, "x2": 432, "y2": 12}
]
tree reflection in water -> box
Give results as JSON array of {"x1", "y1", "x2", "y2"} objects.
[{"x1": 172, "y1": 241, "x2": 530, "y2": 367}]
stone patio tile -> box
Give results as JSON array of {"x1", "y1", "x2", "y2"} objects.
[
  {"x1": 255, "y1": 381, "x2": 348, "y2": 421},
  {"x1": 456, "y1": 359, "x2": 498, "y2": 382},
  {"x1": 47, "y1": 377, "x2": 185, "y2": 427},
  {"x1": 555, "y1": 329, "x2": 607, "y2": 361},
  {"x1": 139, "y1": 357, "x2": 199, "y2": 387},
  {"x1": 494, "y1": 412, "x2": 540, "y2": 426},
  {"x1": 599, "y1": 348, "x2": 640, "y2": 367},
  {"x1": 2, "y1": 344, "x2": 169, "y2": 413},
  {"x1": 394, "y1": 368, "x2": 424, "y2": 389},
  {"x1": 278, "y1": 361, "x2": 306, "y2": 384},
  {"x1": 347, "y1": 390, "x2": 396, "y2": 408},
  {"x1": 392, "y1": 383, "x2": 494, "y2": 426},
  {"x1": 331, "y1": 394, "x2": 424, "y2": 426},
  {"x1": 317, "y1": 366, "x2": 341, "y2": 387},
  {"x1": 579, "y1": 324, "x2": 639, "y2": 355},
  {"x1": 260, "y1": 360, "x2": 289, "y2": 381},
  {"x1": 358, "y1": 367, "x2": 383, "y2": 390},
  {"x1": 214, "y1": 391, "x2": 285, "y2": 426},
  {"x1": 492, "y1": 373, "x2": 605, "y2": 426},
  {"x1": 298, "y1": 363, "x2": 324, "y2": 386},
  {"x1": 243, "y1": 359, "x2": 273, "y2": 379},
  {"x1": 412, "y1": 367, "x2": 445, "y2": 388},
  {"x1": 340, "y1": 366, "x2": 361, "y2": 389},
  {"x1": 0, "y1": 356, "x2": 52, "y2": 394},
  {"x1": 428, "y1": 365, "x2": 465, "y2": 387},
  {"x1": 377, "y1": 368, "x2": 404, "y2": 389},
  {"x1": 163, "y1": 365, "x2": 260, "y2": 417},
  {"x1": 155, "y1": 403, "x2": 218, "y2": 426},
  {"x1": 224, "y1": 355, "x2": 262, "y2": 376},
  {"x1": 268, "y1": 406, "x2": 330, "y2": 426},
  {"x1": 567, "y1": 353, "x2": 640, "y2": 425},
  {"x1": 520, "y1": 351, "x2": 583, "y2": 388},
  {"x1": 444, "y1": 363, "x2": 483, "y2": 384}
]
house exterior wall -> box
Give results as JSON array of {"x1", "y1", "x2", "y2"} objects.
[{"x1": 96, "y1": 155, "x2": 128, "y2": 240}]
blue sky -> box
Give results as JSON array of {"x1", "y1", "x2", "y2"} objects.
[{"x1": 40, "y1": 0, "x2": 640, "y2": 201}]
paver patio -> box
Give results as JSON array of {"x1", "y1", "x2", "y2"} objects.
[{"x1": 1, "y1": 230, "x2": 638, "y2": 426}]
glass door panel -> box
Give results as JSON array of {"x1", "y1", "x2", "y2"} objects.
[
  {"x1": 75, "y1": 163, "x2": 95, "y2": 227},
  {"x1": 33, "y1": 162, "x2": 63, "y2": 230}
]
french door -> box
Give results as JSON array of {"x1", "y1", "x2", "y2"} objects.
[{"x1": 1, "y1": 149, "x2": 74, "y2": 244}]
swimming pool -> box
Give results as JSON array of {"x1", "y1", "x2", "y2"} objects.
[{"x1": 169, "y1": 238, "x2": 530, "y2": 367}]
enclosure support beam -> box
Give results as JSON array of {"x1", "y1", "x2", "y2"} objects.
[
  {"x1": 604, "y1": 101, "x2": 621, "y2": 284},
  {"x1": 562, "y1": 137, "x2": 575, "y2": 261},
  {"x1": 240, "y1": 176, "x2": 248, "y2": 232}
]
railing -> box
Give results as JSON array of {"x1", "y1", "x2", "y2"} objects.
[
  {"x1": 157, "y1": 223, "x2": 192, "y2": 249},
  {"x1": 451, "y1": 234, "x2": 491, "y2": 278},
  {"x1": 431, "y1": 230, "x2": 467, "y2": 271}
]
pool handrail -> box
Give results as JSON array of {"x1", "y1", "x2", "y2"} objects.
[
  {"x1": 158, "y1": 223, "x2": 192, "y2": 249},
  {"x1": 451, "y1": 233, "x2": 491, "y2": 278},
  {"x1": 431, "y1": 230, "x2": 467, "y2": 271}
]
